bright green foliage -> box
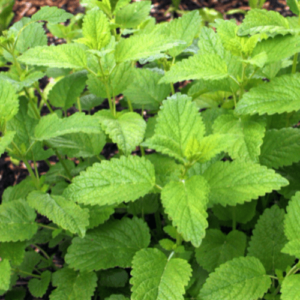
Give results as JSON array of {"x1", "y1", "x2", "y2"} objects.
[
  {"x1": 50, "y1": 268, "x2": 97, "y2": 300},
  {"x1": 65, "y1": 217, "x2": 150, "y2": 271},
  {"x1": 116, "y1": 1, "x2": 151, "y2": 29},
  {"x1": 0, "y1": 241, "x2": 26, "y2": 265},
  {"x1": 202, "y1": 161, "x2": 288, "y2": 206},
  {"x1": 160, "y1": 54, "x2": 228, "y2": 84},
  {"x1": 18, "y1": 44, "x2": 87, "y2": 69},
  {"x1": 28, "y1": 271, "x2": 51, "y2": 298},
  {"x1": 0, "y1": 131, "x2": 15, "y2": 156},
  {"x1": 48, "y1": 71, "x2": 87, "y2": 109},
  {"x1": 213, "y1": 113, "x2": 266, "y2": 162},
  {"x1": 287, "y1": 0, "x2": 300, "y2": 15},
  {"x1": 248, "y1": 205, "x2": 294, "y2": 274},
  {"x1": 199, "y1": 257, "x2": 271, "y2": 300},
  {"x1": 198, "y1": 27, "x2": 224, "y2": 57},
  {"x1": 278, "y1": 163, "x2": 300, "y2": 199},
  {"x1": 95, "y1": 110, "x2": 146, "y2": 155},
  {"x1": 27, "y1": 191, "x2": 89, "y2": 237},
  {"x1": 236, "y1": 74, "x2": 300, "y2": 115},
  {"x1": 282, "y1": 192, "x2": 300, "y2": 258},
  {"x1": 146, "y1": 94, "x2": 205, "y2": 163},
  {"x1": 77, "y1": 8, "x2": 111, "y2": 50},
  {"x1": 34, "y1": 112, "x2": 101, "y2": 141},
  {"x1": 260, "y1": 128, "x2": 300, "y2": 169},
  {"x1": 281, "y1": 275, "x2": 300, "y2": 300},
  {"x1": 0, "y1": 81, "x2": 18, "y2": 122},
  {"x1": 32, "y1": 6, "x2": 73, "y2": 23},
  {"x1": 131, "y1": 248, "x2": 192, "y2": 300},
  {"x1": 237, "y1": 9, "x2": 290, "y2": 36},
  {"x1": 123, "y1": 68, "x2": 171, "y2": 110},
  {"x1": 115, "y1": 33, "x2": 183, "y2": 63},
  {"x1": 161, "y1": 176, "x2": 210, "y2": 247},
  {"x1": 64, "y1": 156, "x2": 155, "y2": 205},
  {"x1": 0, "y1": 199, "x2": 38, "y2": 242},
  {"x1": 83, "y1": 204, "x2": 114, "y2": 229},
  {"x1": 0, "y1": 260, "x2": 10, "y2": 291},
  {"x1": 195, "y1": 230, "x2": 247, "y2": 272}
]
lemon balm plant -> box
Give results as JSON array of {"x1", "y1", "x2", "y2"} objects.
[{"x1": 1, "y1": 1, "x2": 300, "y2": 298}]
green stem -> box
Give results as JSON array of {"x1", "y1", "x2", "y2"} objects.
[
  {"x1": 232, "y1": 93, "x2": 237, "y2": 108},
  {"x1": 12, "y1": 268, "x2": 41, "y2": 279},
  {"x1": 140, "y1": 145, "x2": 145, "y2": 156},
  {"x1": 33, "y1": 160, "x2": 40, "y2": 187},
  {"x1": 96, "y1": 155, "x2": 102, "y2": 162},
  {"x1": 35, "y1": 83, "x2": 54, "y2": 113},
  {"x1": 286, "y1": 263, "x2": 300, "y2": 276},
  {"x1": 176, "y1": 232, "x2": 183, "y2": 246},
  {"x1": 155, "y1": 184, "x2": 163, "y2": 190},
  {"x1": 269, "y1": 275, "x2": 278, "y2": 280},
  {"x1": 37, "y1": 223, "x2": 57, "y2": 230},
  {"x1": 32, "y1": 244, "x2": 50, "y2": 260},
  {"x1": 127, "y1": 98, "x2": 133, "y2": 112},
  {"x1": 23, "y1": 160, "x2": 39, "y2": 188},
  {"x1": 54, "y1": 150, "x2": 72, "y2": 180},
  {"x1": 77, "y1": 97, "x2": 82, "y2": 113},
  {"x1": 292, "y1": 53, "x2": 298, "y2": 74},
  {"x1": 24, "y1": 88, "x2": 40, "y2": 119},
  {"x1": 170, "y1": 83, "x2": 175, "y2": 95}
]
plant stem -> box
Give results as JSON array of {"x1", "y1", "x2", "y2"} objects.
[
  {"x1": 37, "y1": 223, "x2": 57, "y2": 230},
  {"x1": 12, "y1": 268, "x2": 41, "y2": 279},
  {"x1": 35, "y1": 83, "x2": 54, "y2": 113},
  {"x1": 54, "y1": 150, "x2": 72, "y2": 180},
  {"x1": 23, "y1": 160, "x2": 39, "y2": 188},
  {"x1": 127, "y1": 98, "x2": 133, "y2": 112},
  {"x1": 24, "y1": 88, "x2": 41, "y2": 119},
  {"x1": 286, "y1": 263, "x2": 300, "y2": 276},
  {"x1": 140, "y1": 145, "x2": 145, "y2": 156},
  {"x1": 77, "y1": 97, "x2": 82, "y2": 113},
  {"x1": 32, "y1": 244, "x2": 50, "y2": 260}
]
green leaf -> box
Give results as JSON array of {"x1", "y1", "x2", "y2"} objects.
[
  {"x1": 64, "y1": 156, "x2": 155, "y2": 206},
  {"x1": 131, "y1": 248, "x2": 192, "y2": 300},
  {"x1": 27, "y1": 191, "x2": 89, "y2": 237},
  {"x1": 213, "y1": 113, "x2": 266, "y2": 162},
  {"x1": 161, "y1": 175, "x2": 209, "y2": 247},
  {"x1": 281, "y1": 275, "x2": 300, "y2": 300},
  {"x1": 18, "y1": 44, "x2": 87, "y2": 69},
  {"x1": 0, "y1": 241, "x2": 26, "y2": 265},
  {"x1": 160, "y1": 53, "x2": 228, "y2": 84},
  {"x1": 65, "y1": 217, "x2": 150, "y2": 271},
  {"x1": 236, "y1": 74, "x2": 300, "y2": 115},
  {"x1": 287, "y1": 0, "x2": 300, "y2": 15},
  {"x1": 282, "y1": 192, "x2": 300, "y2": 258},
  {"x1": 95, "y1": 110, "x2": 146, "y2": 155},
  {"x1": 0, "y1": 259, "x2": 10, "y2": 291},
  {"x1": 123, "y1": 68, "x2": 171, "y2": 110},
  {"x1": 202, "y1": 161, "x2": 288, "y2": 206},
  {"x1": 48, "y1": 71, "x2": 87, "y2": 110},
  {"x1": 83, "y1": 204, "x2": 115, "y2": 229},
  {"x1": 195, "y1": 230, "x2": 247, "y2": 272},
  {"x1": 128, "y1": 194, "x2": 159, "y2": 216},
  {"x1": 116, "y1": 1, "x2": 151, "y2": 29},
  {"x1": 17, "y1": 251, "x2": 41, "y2": 277},
  {"x1": 34, "y1": 112, "x2": 102, "y2": 141},
  {"x1": 0, "y1": 131, "x2": 15, "y2": 156},
  {"x1": 115, "y1": 33, "x2": 183, "y2": 63},
  {"x1": 198, "y1": 26, "x2": 224, "y2": 57},
  {"x1": 0, "y1": 199, "x2": 38, "y2": 242},
  {"x1": 28, "y1": 270, "x2": 51, "y2": 298},
  {"x1": 167, "y1": 10, "x2": 202, "y2": 58},
  {"x1": 99, "y1": 269, "x2": 128, "y2": 288},
  {"x1": 79, "y1": 94, "x2": 104, "y2": 111},
  {"x1": 248, "y1": 205, "x2": 294, "y2": 274},
  {"x1": 238, "y1": 9, "x2": 290, "y2": 36},
  {"x1": 76, "y1": 8, "x2": 111, "y2": 50},
  {"x1": 145, "y1": 94, "x2": 205, "y2": 163},
  {"x1": 0, "y1": 81, "x2": 18, "y2": 122},
  {"x1": 252, "y1": 35, "x2": 300, "y2": 64},
  {"x1": 50, "y1": 268, "x2": 97, "y2": 300},
  {"x1": 278, "y1": 162, "x2": 300, "y2": 199},
  {"x1": 32, "y1": 6, "x2": 73, "y2": 23},
  {"x1": 199, "y1": 256, "x2": 271, "y2": 300},
  {"x1": 260, "y1": 128, "x2": 300, "y2": 169}
]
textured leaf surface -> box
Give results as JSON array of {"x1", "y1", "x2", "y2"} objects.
[
  {"x1": 195, "y1": 230, "x2": 247, "y2": 272},
  {"x1": 278, "y1": 163, "x2": 300, "y2": 199},
  {"x1": 248, "y1": 205, "x2": 294, "y2": 273},
  {"x1": 95, "y1": 110, "x2": 146, "y2": 155},
  {"x1": 32, "y1": 6, "x2": 73, "y2": 23},
  {"x1": 48, "y1": 71, "x2": 87, "y2": 109},
  {"x1": 0, "y1": 242, "x2": 26, "y2": 265},
  {"x1": 0, "y1": 81, "x2": 18, "y2": 122},
  {"x1": 0, "y1": 132, "x2": 15, "y2": 156},
  {"x1": 83, "y1": 204, "x2": 115, "y2": 229},
  {"x1": 198, "y1": 26, "x2": 224, "y2": 57},
  {"x1": 131, "y1": 248, "x2": 192, "y2": 300},
  {"x1": 50, "y1": 268, "x2": 97, "y2": 300},
  {"x1": 161, "y1": 176, "x2": 209, "y2": 247},
  {"x1": 282, "y1": 192, "x2": 300, "y2": 258},
  {"x1": 35, "y1": 113, "x2": 101, "y2": 141},
  {"x1": 236, "y1": 74, "x2": 300, "y2": 115},
  {"x1": 64, "y1": 156, "x2": 155, "y2": 206},
  {"x1": 65, "y1": 217, "x2": 150, "y2": 271},
  {"x1": 0, "y1": 260, "x2": 10, "y2": 291},
  {"x1": 238, "y1": 9, "x2": 290, "y2": 36},
  {"x1": 123, "y1": 68, "x2": 171, "y2": 110},
  {"x1": 160, "y1": 54, "x2": 228, "y2": 84},
  {"x1": 27, "y1": 191, "x2": 89, "y2": 237},
  {"x1": 202, "y1": 161, "x2": 288, "y2": 206},
  {"x1": 28, "y1": 271, "x2": 51, "y2": 298},
  {"x1": 260, "y1": 128, "x2": 300, "y2": 169},
  {"x1": 213, "y1": 113, "x2": 266, "y2": 162},
  {"x1": 77, "y1": 8, "x2": 111, "y2": 50},
  {"x1": 199, "y1": 257, "x2": 271, "y2": 300},
  {"x1": 146, "y1": 94, "x2": 205, "y2": 163},
  {"x1": 281, "y1": 275, "x2": 300, "y2": 300},
  {"x1": 0, "y1": 199, "x2": 37, "y2": 242},
  {"x1": 18, "y1": 44, "x2": 87, "y2": 69}
]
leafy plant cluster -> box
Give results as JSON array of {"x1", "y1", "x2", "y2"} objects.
[{"x1": 1, "y1": 0, "x2": 300, "y2": 299}]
